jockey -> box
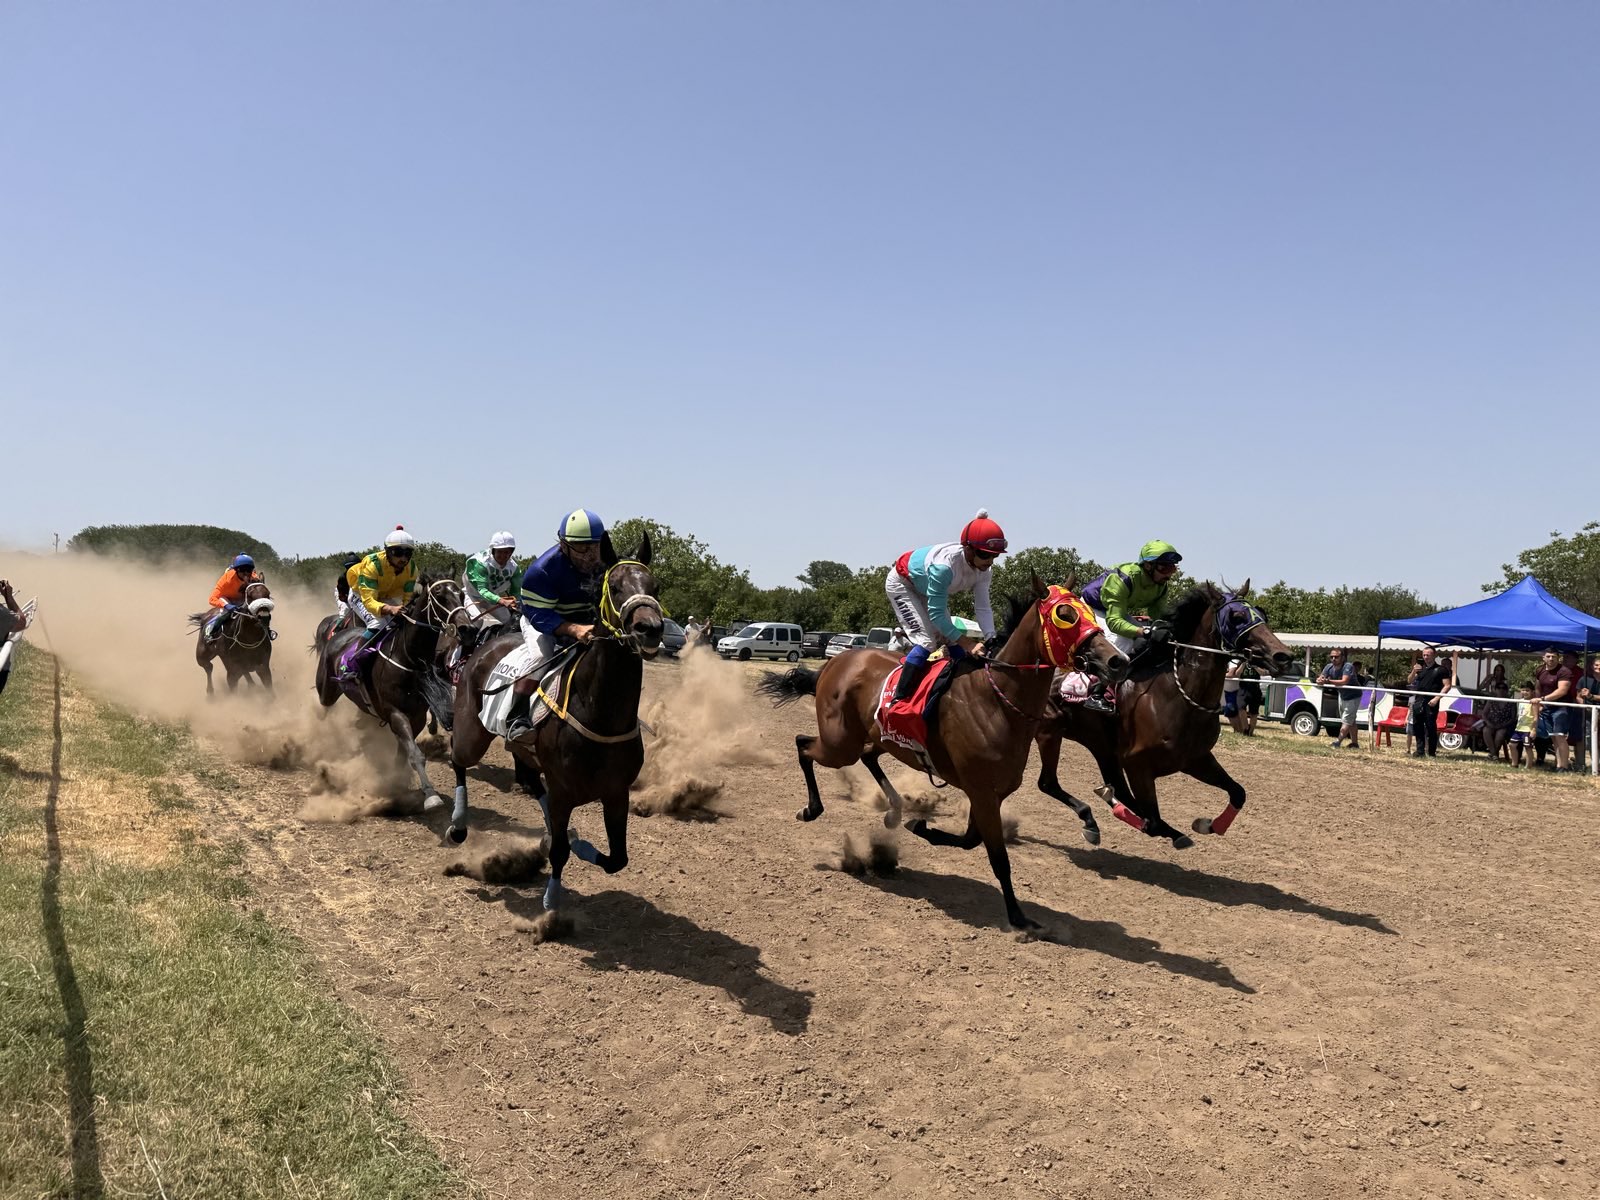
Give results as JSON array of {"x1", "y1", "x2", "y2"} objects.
[
  {"x1": 505, "y1": 510, "x2": 607, "y2": 738},
  {"x1": 1082, "y1": 540, "x2": 1183, "y2": 657},
  {"x1": 204, "y1": 554, "x2": 264, "y2": 642},
  {"x1": 343, "y1": 526, "x2": 419, "y2": 637},
  {"x1": 883, "y1": 509, "x2": 1007, "y2": 704},
  {"x1": 462, "y1": 531, "x2": 520, "y2": 629},
  {"x1": 334, "y1": 553, "x2": 362, "y2": 612}
]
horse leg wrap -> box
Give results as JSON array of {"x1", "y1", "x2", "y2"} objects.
[
  {"x1": 535, "y1": 792, "x2": 552, "y2": 829},
  {"x1": 571, "y1": 837, "x2": 601, "y2": 866},
  {"x1": 1111, "y1": 802, "x2": 1147, "y2": 832},
  {"x1": 447, "y1": 786, "x2": 468, "y2": 844},
  {"x1": 542, "y1": 876, "x2": 563, "y2": 911},
  {"x1": 1208, "y1": 803, "x2": 1241, "y2": 835}
]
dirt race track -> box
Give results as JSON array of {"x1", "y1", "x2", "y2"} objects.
[{"x1": 201, "y1": 654, "x2": 1596, "y2": 1200}]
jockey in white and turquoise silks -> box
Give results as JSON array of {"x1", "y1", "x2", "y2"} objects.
[
  {"x1": 462, "y1": 531, "x2": 520, "y2": 629},
  {"x1": 883, "y1": 509, "x2": 1008, "y2": 703}
]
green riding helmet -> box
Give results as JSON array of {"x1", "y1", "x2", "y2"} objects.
[{"x1": 1138, "y1": 540, "x2": 1182, "y2": 567}]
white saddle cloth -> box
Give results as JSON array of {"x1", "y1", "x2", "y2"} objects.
[{"x1": 478, "y1": 643, "x2": 566, "y2": 740}]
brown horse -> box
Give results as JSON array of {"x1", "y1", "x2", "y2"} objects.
[
  {"x1": 1035, "y1": 582, "x2": 1293, "y2": 850},
  {"x1": 191, "y1": 579, "x2": 275, "y2": 696},
  {"x1": 758, "y1": 576, "x2": 1127, "y2": 931},
  {"x1": 312, "y1": 573, "x2": 469, "y2": 832},
  {"x1": 448, "y1": 534, "x2": 664, "y2": 912}
]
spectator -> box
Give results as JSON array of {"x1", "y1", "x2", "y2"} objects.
[
  {"x1": 1509, "y1": 683, "x2": 1537, "y2": 768},
  {"x1": 1316, "y1": 647, "x2": 1361, "y2": 749},
  {"x1": 1472, "y1": 664, "x2": 1516, "y2": 763},
  {"x1": 1238, "y1": 662, "x2": 1263, "y2": 735},
  {"x1": 1574, "y1": 654, "x2": 1599, "y2": 771},
  {"x1": 1533, "y1": 648, "x2": 1576, "y2": 770},
  {"x1": 1223, "y1": 662, "x2": 1244, "y2": 733},
  {"x1": 1407, "y1": 647, "x2": 1453, "y2": 758}
]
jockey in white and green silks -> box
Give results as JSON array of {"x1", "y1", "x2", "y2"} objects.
[
  {"x1": 883, "y1": 509, "x2": 1009, "y2": 703},
  {"x1": 462, "y1": 531, "x2": 520, "y2": 629}
]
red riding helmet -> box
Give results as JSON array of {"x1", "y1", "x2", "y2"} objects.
[{"x1": 960, "y1": 509, "x2": 1008, "y2": 555}]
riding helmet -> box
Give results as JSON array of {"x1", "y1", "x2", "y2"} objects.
[
  {"x1": 489, "y1": 530, "x2": 517, "y2": 550},
  {"x1": 1138, "y1": 540, "x2": 1182, "y2": 567},
  {"x1": 557, "y1": 510, "x2": 605, "y2": 544},
  {"x1": 384, "y1": 526, "x2": 418, "y2": 549},
  {"x1": 233, "y1": 553, "x2": 255, "y2": 571},
  {"x1": 960, "y1": 509, "x2": 1008, "y2": 555}
]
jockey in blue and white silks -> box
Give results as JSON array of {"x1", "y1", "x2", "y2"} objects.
[
  {"x1": 505, "y1": 509, "x2": 607, "y2": 738},
  {"x1": 883, "y1": 509, "x2": 1008, "y2": 703}
]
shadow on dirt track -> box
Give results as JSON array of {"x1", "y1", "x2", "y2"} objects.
[
  {"x1": 469, "y1": 886, "x2": 814, "y2": 1035},
  {"x1": 1021, "y1": 835, "x2": 1399, "y2": 935},
  {"x1": 848, "y1": 865, "x2": 1257, "y2": 993}
]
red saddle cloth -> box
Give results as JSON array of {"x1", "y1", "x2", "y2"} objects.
[{"x1": 876, "y1": 658, "x2": 955, "y2": 757}]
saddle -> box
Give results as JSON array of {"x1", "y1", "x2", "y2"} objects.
[
  {"x1": 334, "y1": 624, "x2": 395, "y2": 714},
  {"x1": 478, "y1": 643, "x2": 578, "y2": 743},
  {"x1": 876, "y1": 657, "x2": 959, "y2": 773}
]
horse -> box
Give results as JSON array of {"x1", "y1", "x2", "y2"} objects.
[
  {"x1": 190, "y1": 579, "x2": 276, "y2": 696},
  {"x1": 449, "y1": 533, "x2": 664, "y2": 911},
  {"x1": 311, "y1": 572, "x2": 469, "y2": 832},
  {"x1": 757, "y1": 576, "x2": 1128, "y2": 931},
  {"x1": 1034, "y1": 581, "x2": 1293, "y2": 850}
]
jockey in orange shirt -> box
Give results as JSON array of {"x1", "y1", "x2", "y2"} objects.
[{"x1": 204, "y1": 554, "x2": 264, "y2": 642}]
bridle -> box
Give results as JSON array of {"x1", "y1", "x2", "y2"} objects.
[
  {"x1": 219, "y1": 582, "x2": 275, "y2": 650},
  {"x1": 1168, "y1": 595, "x2": 1276, "y2": 714},
  {"x1": 380, "y1": 578, "x2": 468, "y2": 673},
  {"x1": 983, "y1": 588, "x2": 1105, "y2": 723},
  {"x1": 597, "y1": 560, "x2": 665, "y2": 658}
]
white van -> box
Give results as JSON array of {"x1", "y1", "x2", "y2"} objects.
[{"x1": 717, "y1": 622, "x2": 806, "y2": 662}]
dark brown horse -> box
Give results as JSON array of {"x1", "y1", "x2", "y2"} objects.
[
  {"x1": 449, "y1": 534, "x2": 664, "y2": 912},
  {"x1": 759, "y1": 577, "x2": 1127, "y2": 931},
  {"x1": 1035, "y1": 582, "x2": 1293, "y2": 850},
  {"x1": 191, "y1": 579, "x2": 275, "y2": 696},
  {"x1": 312, "y1": 573, "x2": 469, "y2": 832}
]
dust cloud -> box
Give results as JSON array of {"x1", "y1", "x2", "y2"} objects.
[
  {"x1": 0, "y1": 549, "x2": 400, "y2": 807},
  {"x1": 631, "y1": 644, "x2": 779, "y2": 819},
  {"x1": 443, "y1": 837, "x2": 548, "y2": 885}
]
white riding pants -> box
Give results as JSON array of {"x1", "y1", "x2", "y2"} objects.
[{"x1": 884, "y1": 570, "x2": 940, "y2": 652}]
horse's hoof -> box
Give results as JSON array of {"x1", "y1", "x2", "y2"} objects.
[
  {"x1": 446, "y1": 824, "x2": 467, "y2": 845},
  {"x1": 795, "y1": 806, "x2": 820, "y2": 823},
  {"x1": 1093, "y1": 785, "x2": 1114, "y2": 803},
  {"x1": 422, "y1": 794, "x2": 445, "y2": 813},
  {"x1": 1172, "y1": 834, "x2": 1194, "y2": 850},
  {"x1": 1083, "y1": 826, "x2": 1101, "y2": 846},
  {"x1": 1191, "y1": 816, "x2": 1213, "y2": 835},
  {"x1": 542, "y1": 878, "x2": 563, "y2": 911},
  {"x1": 905, "y1": 818, "x2": 928, "y2": 837},
  {"x1": 882, "y1": 808, "x2": 902, "y2": 830}
]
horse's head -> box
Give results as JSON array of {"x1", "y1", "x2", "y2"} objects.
[
  {"x1": 1033, "y1": 573, "x2": 1128, "y2": 681},
  {"x1": 1214, "y1": 579, "x2": 1293, "y2": 677},
  {"x1": 241, "y1": 579, "x2": 275, "y2": 623},
  {"x1": 410, "y1": 571, "x2": 469, "y2": 631},
  {"x1": 599, "y1": 531, "x2": 664, "y2": 659}
]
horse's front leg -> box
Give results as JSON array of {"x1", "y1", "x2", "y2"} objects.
[
  {"x1": 1034, "y1": 730, "x2": 1101, "y2": 845},
  {"x1": 258, "y1": 662, "x2": 274, "y2": 696},
  {"x1": 542, "y1": 793, "x2": 576, "y2": 910},
  {"x1": 200, "y1": 657, "x2": 215, "y2": 698},
  {"x1": 1120, "y1": 763, "x2": 1193, "y2": 849},
  {"x1": 575, "y1": 796, "x2": 630, "y2": 875},
  {"x1": 388, "y1": 709, "x2": 445, "y2": 819},
  {"x1": 1184, "y1": 750, "x2": 1247, "y2": 836}
]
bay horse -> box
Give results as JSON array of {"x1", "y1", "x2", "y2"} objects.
[
  {"x1": 449, "y1": 533, "x2": 664, "y2": 912},
  {"x1": 1035, "y1": 582, "x2": 1293, "y2": 850},
  {"x1": 758, "y1": 576, "x2": 1127, "y2": 931},
  {"x1": 191, "y1": 579, "x2": 275, "y2": 696},
  {"x1": 311, "y1": 572, "x2": 469, "y2": 833}
]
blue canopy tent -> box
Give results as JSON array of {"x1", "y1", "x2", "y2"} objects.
[{"x1": 1378, "y1": 576, "x2": 1600, "y2": 653}]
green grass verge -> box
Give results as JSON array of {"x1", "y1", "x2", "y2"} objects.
[{"x1": 0, "y1": 643, "x2": 462, "y2": 1198}]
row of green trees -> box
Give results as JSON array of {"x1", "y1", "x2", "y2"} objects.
[{"x1": 67, "y1": 520, "x2": 1599, "y2": 635}]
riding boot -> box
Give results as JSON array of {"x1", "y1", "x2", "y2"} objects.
[
  {"x1": 505, "y1": 693, "x2": 534, "y2": 740},
  {"x1": 1083, "y1": 685, "x2": 1117, "y2": 716},
  {"x1": 892, "y1": 647, "x2": 932, "y2": 704}
]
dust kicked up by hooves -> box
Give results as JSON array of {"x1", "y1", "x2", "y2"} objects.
[
  {"x1": 630, "y1": 643, "x2": 779, "y2": 820},
  {"x1": 0, "y1": 548, "x2": 412, "y2": 817}
]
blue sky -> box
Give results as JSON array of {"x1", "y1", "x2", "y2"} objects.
[{"x1": 3, "y1": 2, "x2": 1595, "y2": 604}]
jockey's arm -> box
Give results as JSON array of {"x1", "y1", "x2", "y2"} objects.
[
  {"x1": 922, "y1": 562, "x2": 965, "y2": 646},
  {"x1": 208, "y1": 572, "x2": 235, "y2": 610},
  {"x1": 972, "y1": 571, "x2": 996, "y2": 639},
  {"x1": 465, "y1": 556, "x2": 503, "y2": 606}
]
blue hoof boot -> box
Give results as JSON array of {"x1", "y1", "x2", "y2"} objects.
[
  {"x1": 571, "y1": 836, "x2": 601, "y2": 866},
  {"x1": 542, "y1": 877, "x2": 563, "y2": 911}
]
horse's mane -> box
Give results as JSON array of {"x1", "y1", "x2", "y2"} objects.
[
  {"x1": 984, "y1": 593, "x2": 1035, "y2": 655},
  {"x1": 1167, "y1": 583, "x2": 1224, "y2": 642}
]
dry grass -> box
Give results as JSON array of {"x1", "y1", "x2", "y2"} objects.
[{"x1": 0, "y1": 644, "x2": 461, "y2": 1199}]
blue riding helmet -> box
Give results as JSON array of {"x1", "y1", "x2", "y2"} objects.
[
  {"x1": 233, "y1": 554, "x2": 255, "y2": 571},
  {"x1": 557, "y1": 509, "x2": 605, "y2": 544}
]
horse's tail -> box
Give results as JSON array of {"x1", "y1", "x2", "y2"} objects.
[
  {"x1": 757, "y1": 666, "x2": 818, "y2": 708},
  {"x1": 187, "y1": 611, "x2": 210, "y2": 629},
  {"x1": 310, "y1": 614, "x2": 338, "y2": 654}
]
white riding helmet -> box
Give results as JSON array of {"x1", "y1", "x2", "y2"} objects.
[
  {"x1": 489, "y1": 530, "x2": 516, "y2": 550},
  {"x1": 384, "y1": 525, "x2": 417, "y2": 549}
]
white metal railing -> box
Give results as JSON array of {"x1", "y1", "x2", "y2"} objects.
[{"x1": 1358, "y1": 681, "x2": 1598, "y2": 775}]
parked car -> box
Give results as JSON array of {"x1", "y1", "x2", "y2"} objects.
[
  {"x1": 1266, "y1": 679, "x2": 1474, "y2": 742},
  {"x1": 801, "y1": 631, "x2": 835, "y2": 658},
  {"x1": 717, "y1": 622, "x2": 806, "y2": 662},
  {"x1": 659, "y1": 618, "x2": 686, "y2": 657},
  {"x1": 865, "y1": 627, "x2": 898, "y2": 653},
  {"x1": 826, "y1": 633, "x2": 869, "y2": 658}
]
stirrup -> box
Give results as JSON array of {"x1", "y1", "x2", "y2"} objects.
[{"x1": 1083, "y1": 695, "x2": 1117, "y2": 715}]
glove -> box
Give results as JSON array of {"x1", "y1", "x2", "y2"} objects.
[{"x1": 1144, "y1": 622, "x2": 1172, "y2": 646}]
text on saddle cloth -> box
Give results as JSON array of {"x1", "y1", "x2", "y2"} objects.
[{"x1": 875, "y1": 657, "x2": 958, "y2": 761}]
